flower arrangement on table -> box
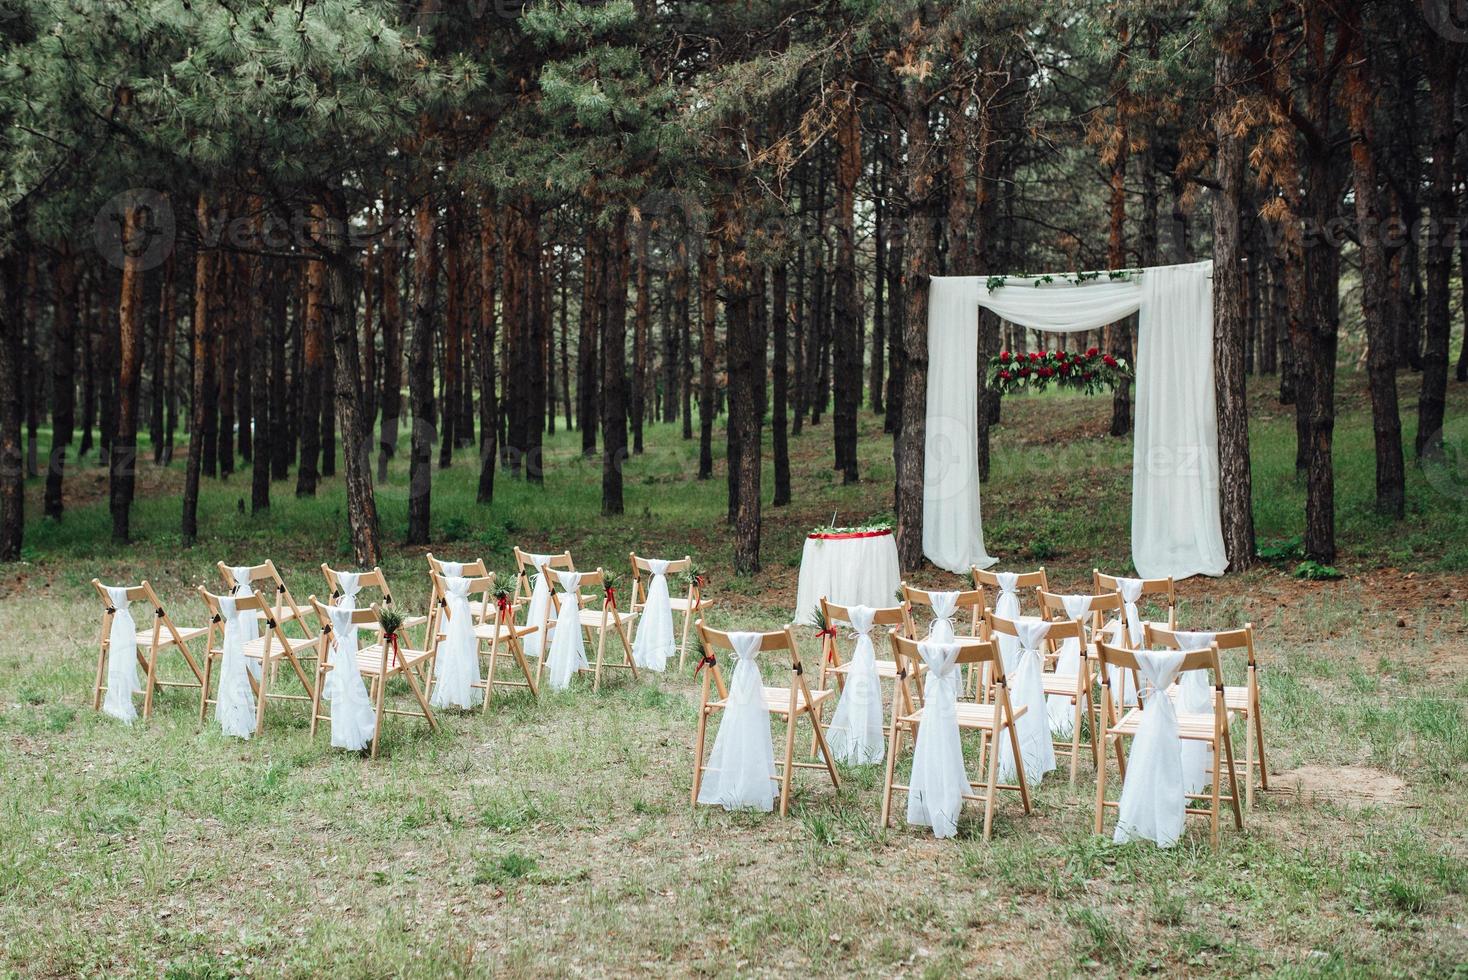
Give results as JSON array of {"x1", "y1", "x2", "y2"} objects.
[
  {"x1": 987, "y1": 347, "x2": 1133, "y2": 396},
  {"x1": 810, "y1": 519, "x2": 894, "y2": 538}
]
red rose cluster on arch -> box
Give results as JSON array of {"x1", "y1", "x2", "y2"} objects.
[{"x1": 985, "y1": 346, "x2": 1133, "y2": 397}]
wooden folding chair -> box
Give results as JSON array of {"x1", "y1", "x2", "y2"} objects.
[
  {"x1": 880, "y1": 632, "x2": 1033, "y2": 841},
  {"x1": 817, "y1": 597, "x2": 922, "y2": 705},
  {"x1": 691, "y1": 622, "x2": 840, "y2": 817},
  {"x1": 901, "y1": 584, "x2": 987, "y2": 697},
  {"x1": 428, "y1": 570, "x2": 541, "y2": 706},
  {"x1": 628, "y1": 553, "x2": 713, "y2": 668},
  {"x1": 216, "y1": 559, "x2": 315, "y2": 636},
  {"x1": 197, "y1": 586, "x2": 318, "y2": 736},
  {"x1": 513, "y1": 547, "x2": 573, "y2": 603},
  {"x1": 307, "y1": 597, "x2": 439, "y2": 758},
  {"x1": 1094, "y1": 639, "x2": 1244, "y2": 849},
  {"x1": 1093, "y1": 569, "x2": 1177, "y2": 639},
  {"x1": 90, "y1": 579, "x2": 207, "y2": 721},
  {"x1": 990, "y1": 606, "x2": 1093, "y2": 785},
  {"x1": 320, "y1": 564, "x2": 428, "y2": 639},
  {"x1": 1147, "y1": 623, "x2": 1269, "y2": 809},
  {"x1": 544, "y1": 566, "x2": 638, "y2": 692}
]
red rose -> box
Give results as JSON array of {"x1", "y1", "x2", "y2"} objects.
[
  {"x1": 1029, "y1": 351, "x2": 1041, "y2": 362},
  {"x1": 1084, "y1": 372, "x2": 1094, "y2": 380},
  {"x1": 1019, "y1": 366, "x2": 1031, "y2": 377},
  {"x1": 1039, "y1": 367, "x2": 1053, "y2": 378},
  {"x1": 1087, "y1": 347, "x2": 1099, "y2": 357},
  {"x1": 999, "y1": 370, "x2": 1011, "y2": 380},
  {"x1": 1103, "y1": 354, "x2": 1117, "y2": 367},
  {"x1": 999, "y1": 351, "x2": 1012, "y2": 363}
]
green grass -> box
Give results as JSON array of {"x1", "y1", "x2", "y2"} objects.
[{"x1": 2, "y1": 374, "x2": 1466, "y2": 975}]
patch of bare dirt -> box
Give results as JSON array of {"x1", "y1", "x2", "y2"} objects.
[{"x1": 1269, "y1": 765, "x2": 1410, "y2": 807}]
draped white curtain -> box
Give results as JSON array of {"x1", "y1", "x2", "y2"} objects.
[{"x1": 923, "y1": 262, "x2": 1227, "y2": 580}]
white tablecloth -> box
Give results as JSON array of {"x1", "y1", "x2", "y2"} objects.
[{"x1": 794, "y1": 531, "x2": 902, "y2": 626}]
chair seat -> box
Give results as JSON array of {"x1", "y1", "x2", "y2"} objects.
[
  {"x1": 830, "y1": 658, "x2": 922, "y2": 680},
  {"x1": 899, "y1": 701, "x2": 1027, "y2": 731},
  {"x1": 1109, "y1": 706, "x2": 1236, "y2": 741},
  {"x1": 711, "y1": 685, "x2": 833, "y2": 715},
  {"x1": 352, "y1": 643, "x2": 433, "y2": 676},
  {"x1": 235, "y1": 634, "x2": 316, "y2": 659},
  {"x1": 668, "y1": 596, "x2": 712, "y2": 612},
  {"x1": 465, "y1": 600, "x2": 515, "y2": 620},
  {"x1": 137, "y1": 625, "x2": 208, "y2": 645},
  {"x1": 1041, "y1": 673, "x2": 1086, "y2": 697},
  {"x1": 472, "y1": 622, "x2": 538, "y2": 642},
  {"x1": 357, "y1": 614, "x2": 427, "y2": 632},
  {"x1": 575, "y1": 607, "x2": 637, "y2": 628}
]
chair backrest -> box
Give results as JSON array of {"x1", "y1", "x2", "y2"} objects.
[
  {"x1": 217, "y1": 559, "x2": 311, "y2": 633},
  {"x1": 428, "y1": 571, "x2": 496, "y2": 622},
  {"x1": 819, "y1": 598, "x2": 907, "y2": 629},
  {"x1": 1145, "y1": 622, "x2": 1256, "y2": 667},
  {"x1": 694, "y1": 621, "x2": 802, "y2": 703},
  {"x1": 198, "y1": 586, "x2": 286, "y2": 655},
  {"x1": 899, "y1": 584, "x2": 984, "y2": 637},
  {"x1": 1036, "y1": 589, "x2": 1124, "y2": 632},
  {"x1": 628, "y1": 553, "x2": 694, "y2": 606},
  {"x1": 972, "y1": 566, "x2": 1049, "y2": 593},
  {"x1": 890, "y1": 630, "x2": 1001, "y2": 673},
  {"x1": 426, "y1": 552, "x2": 490, "y2": 577},
  {"x1": 1096, "y1": 638, "x2": 1220, "y2": 690},
  {"x1": 320, "y1": 564, "x2": 393, "y2": 602},
  {"x1": 1093, "y1": 569, "x2": 1177, "y2": 625},
  {"x1": 986, "y1": 610, "x2": 1086, "y2": 649},
  {"x1": 92, "y1": 579, "x2": 149, "y2": 607}
]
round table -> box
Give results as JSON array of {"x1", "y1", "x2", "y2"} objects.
[{"x1": 793, "y1": 529, "x2": 902, "y2": 626}]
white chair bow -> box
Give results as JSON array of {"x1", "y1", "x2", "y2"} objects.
[
  {"x1": 826, "y1": 605, "x2": 885, "y2": 765},
  {"x1": 697, "y1": 632, "x2": 776, "y2": 811},
  {"x1": 544, "y1": 571, "x2": 587, "y2": 691},
  {"x1": 102, "y1": 586, "x2": 142, "y2": 725},
  {"x1": 998, "y1": 619, "x2": 1057, "y2": 786},
  {"x1": 632, "y1": 559, "x2": 675, "y2": 672},
  {"x1": 325, "y1": 601, "x2": 378, "y2": 750},
  {"x1": 215, "y1": 595, "x2": 257, "y2": 739},
  {"x1": 993, "y1": 572, "x2": 1021, "y2": 661},
  {"x1": 907, "y1": 640, "x2": 967, "y2": 838},
  {"x1": 926, "y1": 591, "x2": 960, "y2": 643},
  {"x1": 230, "y1": 566, "x2": 263, "y2": 679},
  {"x1": 431, "y1": 575, "x2": 483, "y2": 709},
  {"x1": 1173, "y1": 631, "x2": 1218, "y2": 796},
  {"x1": 1046, "y1": 594, "x2": 1093, "y2": 735},
  {"x1": 335, "y1": 571, "x2": 362, "y2": 609},
  {"x1": 1113, "y1": 649, "x2": 1188, "y2": 847}
]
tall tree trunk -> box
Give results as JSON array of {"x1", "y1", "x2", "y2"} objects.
[
  {"x1": 297, "y1": 226, "x2": 325, "y2": 498},
  {"x1": 679, "y1": 239, "x2": 693, "y2": 440},
  {"x1": 217, "y1": 260, "x2": 235, "y2": 479},
  {"x1": 697, "y1": 234, "x2": 718, "y2": 480},
  {"x1": 322, "y1": 191, "x2": 381, "y2": 566},
  {"x1": 1212, "y1": 40, "x2": 1256, "y2": 570},
  {"x1": 772, "y1": 261, "x2": 791, "y2": 506},
  {"x1": 1344, "y1": 10, "x2": 1404, "y2": 517},
  {"x1": 523, "y1": 208, "x2": 546, "y2": 483},
  {"x1": 80, "y1": 273, "x2": 95, "y2": 458},
  {"x1": 269, "y1": 263, "x2": 290, "y2": 481},
  {"x1": 896, "y1": 36, "x2": 934, "y2": 571},
  {"x1": 407, "y1": 199, "x2": 437, "y2": 544},
  {"x1": 632, "y1": 217, "x2": 649, "y2": 455},
  {"x1": 361, "y1": 236, "x2": 378, "y2": 450},
  {"x1": 832, "y1": 82, "x2": 861, "y2": 484},
  {"x1": 46, "y1": 249, "x2": 77, "y2": 519},
  {"x1": 320, "y1": 288, "x2": 337, "y2": 479},
  {"x1": 792, "y1": 236, "x2": 806, "y2": 437},
  {"x1": 161, "y1": 252, "x2": 178, "y2": 466},
  {"x1": 577, "y1": 228, "x2": 599, "y2": 456},
  {"x1": 601, "y1": 211, "x2": 630, "y2": 515},
  {"x1": 1107, "y1": 103, "x2": 1133, "y2": 437},
  {"x1": 378, "y1": 226, "x2": 403, "y2": 483},
  {"x1": 870, "y1": 162, "x2": 886, "y2": 417},
  {"x1": 0, "y1": 246, "x2": 23, "y2": 560},
  {"x1": 440, "y1": 208, "x2": 461, "y2": 469},
  {"x1": 477, "y1": 206, "x2": 499, "y2": 504},
  {"x1": 22, "y1": 256, "x2": 38, "y2": 479},
  {"x1": 727, "y1": 248, "x2": 764, "y2": 574},
  {"x1": 182, "y1": 197, "x2": 212, "y2": 543},
  {"x1": 559, "y1": 247, "x2": 573, "y2": 432},
  {"x1": 111, "y1": 205, "x2": 144, "y2": 542},
  {"x1": 235, "y1": 258, "x2": 252, "y2": 465},
  {"x1": 148, "y1": 255, "x2": 165, "y2": 465},
  {"x1": 250, "y1": 247, "x2": 271, "y2": 515},
  {"x1": 1418, "y1": 37, "x2": 1458, "y2": 461}
]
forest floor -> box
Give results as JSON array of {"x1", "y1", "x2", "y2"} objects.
[{"x1": 1, "y1": 374, "x2": 1466, "y2": 977}]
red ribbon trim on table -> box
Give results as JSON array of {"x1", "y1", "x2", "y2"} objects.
[{"x1": 807, "y1": 529, "x2": 893, "y2": 541}]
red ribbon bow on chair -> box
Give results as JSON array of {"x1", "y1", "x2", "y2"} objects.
[
  {"x1": 496, "y1": 595, "x2": 511, "y2": 620},
  {"x1": 604, "y1": 586, "x2": 617, "y2": 606},
  {"x1": 815, "y1": 624, "x2": 839, "y2": 662},
  {"x1": 693, "y1": 653, "x2": 717, "y2": 677},
  {"x1": 384, "y1": 632, "x2": 401, "y2": 669}
]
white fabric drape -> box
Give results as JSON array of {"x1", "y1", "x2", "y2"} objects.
[
  {"x1": 521, "y1": 554, "x2": 557, "y2": 661},
  {"x1": 632, "y1": 559, "x2": 676, "y2": 671},
  {"x1": 102, "y1": 587, "x2": 141, "y2": 724},
  {"x1": 544, "y1": 571, "x2": 587, "y2": 691},
  {"x1": 1111, "y1": 578, "x2": 1148, "y2": 708},
  {"x1": 993, "y1": 572, "x2": 1021, "y2": 662},
  {"x1": 431, "y1": 576, "x2": 483, "y2": 709},
  {"x1": 923, "y1": 262, "x2": 1227, "y2": 580},
  {"x1": 1113, "y1": 650, "x2": 1188, "y2": 847},
  {"x1": 1046, "y1": 594, "x2": 1093, "y2": 735},
  {"x1": 697, "y1": 632, "x2": 777, "y2": 811},
  {"x1": 325, "y1": 603, "x2": 378, "y2": 750},
  {"x1": 926, "y1": 591, "x2": 959, "y2": 643},
  {"x1": 998, "y1": 620, "x2": 1057, "y2": 786},
  {"x1": 230, "y1": 566, "x2": 263, "y2": 680},
  {"x1": 826, "y1": 606, "x2": 885, "y2": 765},
  {"x1": 215, "y1": 596, "x2": 257, "y2": 739},
  {"x1": 1174, "y1": 630, "x2": 1218, "y2": 796},
  {"x1": 907, "y1": 640, "x2": 968, "y2": 838}
]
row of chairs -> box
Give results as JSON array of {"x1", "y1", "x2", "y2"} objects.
[
  {"x1": 90, "y1": 549, "x2": 714, "y2": 756},
  {"x1": 693, "y1": 567, "x2": 1265, "y2": 847}
]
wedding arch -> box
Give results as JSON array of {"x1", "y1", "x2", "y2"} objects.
[{"x1": 922, "y1": 260, "x2": 1228, "y2": 581}]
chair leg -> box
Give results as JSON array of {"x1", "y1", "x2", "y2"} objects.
[
  {"x1": 1210, "y1": 736, "x2": 1222, "y2": 850},
  {"x1": 1094, "y1": 732, "x2": 1109, "y2": 836},
  {"x1": 370, "y1": 669, "x2": 388, "y2": 759},
  {"x1": 779, "y1": 712, "x2": 799, "y2": 817},
  {"x1": 141, "y1": 647, "x2": 161, "y2": 721},
  {"x1": 983, "y1": 725, "x2": 1002, "y2": 842},
  {"x1": 1069, "y1": 693, "x2": 1083, "y2": 786},
  {"x1": 199, "y1": 654, "x2": 215, "y2": 723},
  {"x1": 678, "y1": 607, "x2": 693, "y2": 670},
  {"x1": 1006, "y1": 716, "x2": 1033, "y2": 815},
  {"x1": 253, "y1": 656, "x2": 270, "y2": 737},
  {"x1": 691, "y1": 707, "x2": 711, "y2": 806},
  {"x1": 593, "y1": 624, "x2": 607, "y2": 692},
  {"x1": 1252, "y1": 683, "x2": 1270, "y2": 792},
  {"x1": 483, "y1": 635, "x2": 500, "y2": 713},
  {"x1": 1244, "y1": 707, "x2": 1256, "y2": 810},
  {"x1": 807, "y1": 706, "x2": 841, "y2": 790},
  {"x1": 400, "y1": 662, "x2": 439, "y2": 735},
  {"x1": 1221, "y1": 721, "x2": 1244, "y2": 831},
  {"x1": 309, "y1": 665, "x2": 325, "y2": 739},
  {"x1": 92, "y1": 639, "x2": 109, "y2": 712},
  {"x1": 880, "y1": 720, "x2": 903, "y2": 829}
]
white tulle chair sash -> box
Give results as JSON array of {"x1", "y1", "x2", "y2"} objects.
[
  {"x1": 215, "y1": 596, "x2": 257, "y2": 739},
  {"x1": 926, "y1": 591, "x2": 959, "y2": 643},
  {"x1": 993, "y1": 572, "x2": 1021, "y2": 661},
  {"x1": 431, "y1": 576, "x2": 483, "y2": 709},
  {"x1": 326, "y1": 602, "x2": 378, "y2": 750},
  {"x1": 1046, "y1": 594, "x2": 1094, "y2": 735},
  {"x1": 545, "y1": 570, "x2": 587, "y2": 691},
  {"x1": 1173, "y1": 630, "x2": 1218, "y2": 796},
  {"x1": 998, "y1": 620, "x2": 1057, "y2": 785},
  {"x1": 907, "y1": 640, "x2": 967, "y2": 838},
  {"x1": 102, "y1": 586, "x2": 142, "y2": 724},
  {"x1": 827, "y1": 605, "x2": 885, "y2": 765},
  {"x1": 521, "y1": 553, "x2": 557, "y2": 660},
  {"x1": 632, "y1": 559, "x2": 675, "y2": 672},
  {"x1": 1113, "y1": 649, "x2": 1188, "y2": 847},
  {"x1": 697, "y1": 632, "x2": 777, "y2": 811}
]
